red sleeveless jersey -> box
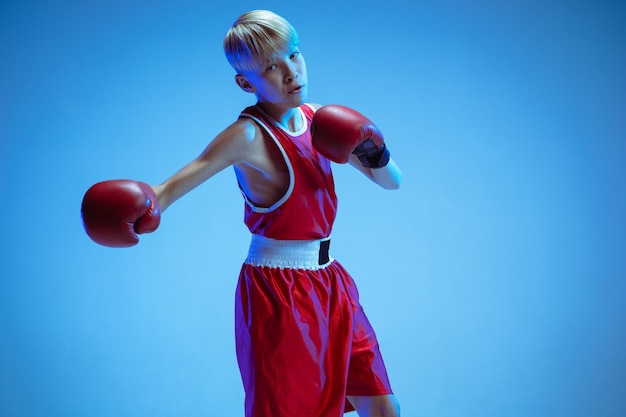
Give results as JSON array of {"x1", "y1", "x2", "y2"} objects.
[
  {"x1": 235, "y1": 104, "x2": 394, "y2": 416},
  {"x1": 238, "y1": 104, "x2": 338, "y2": 240}
]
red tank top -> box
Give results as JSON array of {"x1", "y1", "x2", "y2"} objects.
[{"x1": 238, "y1": 104, "x2": 338, "y2": 240}]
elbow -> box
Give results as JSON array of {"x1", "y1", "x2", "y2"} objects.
[
  {"x1": 388, "y1": 178, "x2": 402, "y2": 190},
  {"x1": 388, "y1": 181, "x2": 401, "y2": 191},
  {"x1": 368, "y1": 158, "x2": 402, "y2": 190},
  {"x1": 382, "y1": 170, "x2": 402, "y2": 190},
  {"x1": 384, "y1": 158, "x2": 402, "y2": 190}
]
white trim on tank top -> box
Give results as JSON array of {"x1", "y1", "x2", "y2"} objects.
[{"x1": 238, "y1": 106, "x2": 308, "y2": 213}]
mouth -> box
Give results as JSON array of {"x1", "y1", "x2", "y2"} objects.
[{"x1": 289, "y1": 85, "x2": 304, "y2": 94}]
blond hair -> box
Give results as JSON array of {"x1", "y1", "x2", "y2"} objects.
[{"x1": 224, "y1": 10, "x2": 299, "y2": 73}]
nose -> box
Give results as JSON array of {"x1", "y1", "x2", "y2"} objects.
[{"x1": 284, "y1": 62, "x2": 299, "y2": 83}]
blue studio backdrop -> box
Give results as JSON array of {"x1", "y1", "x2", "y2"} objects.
[{"x1": 1, "y1": 1, "x2": 625, "y2": 416}]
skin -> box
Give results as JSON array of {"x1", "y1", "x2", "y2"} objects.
[{"x1": 152, "y1": 45, "x2": 402, "y2": 417}]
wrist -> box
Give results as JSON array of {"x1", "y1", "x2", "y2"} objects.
[
  {"x1": 356, "y1": 143, "x2": 390, "y2": 168},
  {"x1": 151, "y1": 183, "x2": 170, "y2": 212}
]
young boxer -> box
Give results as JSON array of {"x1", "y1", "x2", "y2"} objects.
[{"x1": 82, "y1": 10, "x2": 402, "y2": 417}]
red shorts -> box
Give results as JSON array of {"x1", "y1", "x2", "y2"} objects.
[{"x1": 235, "y1": 235, "x2": 393, "y2": 417}]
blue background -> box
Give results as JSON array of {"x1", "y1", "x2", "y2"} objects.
[{"x1": 1, "y1": 0, "x2": 625, "y2": 416}]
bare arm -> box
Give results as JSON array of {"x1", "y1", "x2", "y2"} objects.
[
  {"x1": 348, "y1": 154, "x2": 402, "y2": 190},
  {"x1": 152, "y1": 120, "x2": 256, "y2": 212}
]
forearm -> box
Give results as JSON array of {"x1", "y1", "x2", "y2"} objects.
[
  {"x1": 152, "y1": 157, "x2": 220, "y2": 212},
  {"x1": 349, "y1": 154, "x2": 402, "y2": 190},
  {"x1": 151, "y1": 120, "x2": 256, "y2": 212},
  {"x1": 371, "y1": 158, "x2": 402, "y2": 189},
  {"x1": 151, "y1": 177, "x2": 193, "y2": 214}
]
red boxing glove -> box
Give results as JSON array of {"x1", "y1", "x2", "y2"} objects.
[
  {"x1": 310, "y1": 105, "x2": 390, "y2": 167},
  {"x1": 81, "y1": 180, "x2": 161, "y2": 248}
]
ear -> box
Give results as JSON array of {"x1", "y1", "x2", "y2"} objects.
[{"x1": 235, "y1": 74, "x2": 255, "y2": 93}]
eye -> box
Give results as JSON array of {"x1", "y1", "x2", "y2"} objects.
[
  {"x1": 290, "y1": 51, "x2": 300, "y2": 60},
  {"x1": 265, "y1": 64, "x2": 277, "y2": 72}
]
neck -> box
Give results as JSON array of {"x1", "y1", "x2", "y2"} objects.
[{"x1": 257, "y1": 102, "x2": 302, "y2": 132}]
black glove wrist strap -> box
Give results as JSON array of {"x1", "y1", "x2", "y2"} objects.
[{"x1": 355, "y1": 143, "x2": 391, "y2": 168}]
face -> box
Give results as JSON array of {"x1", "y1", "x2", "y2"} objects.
[{"x1": 236, "y1": 46, "x2": 308, "y2": 110}]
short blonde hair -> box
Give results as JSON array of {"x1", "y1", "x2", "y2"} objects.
[{"x1": 224, "y1": 10, "x2": 299, "y2": 73}]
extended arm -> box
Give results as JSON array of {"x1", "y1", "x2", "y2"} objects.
[
  {"x1": 153, "y1": 120, "x2": 256, "y2": 211},
  {"x1": 81, "y1": 120, "x2": 255, "y2": 247}
]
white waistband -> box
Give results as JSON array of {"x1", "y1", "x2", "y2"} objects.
[{"x1": 244, "y1": 234, "x2": 333, "y2": 270}]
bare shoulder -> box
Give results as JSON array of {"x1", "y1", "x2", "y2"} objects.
[
  {"x1": 204, "y1": 117, "x2": 264, "y2": 163},
  {"x1": 219, "y1": 117, "x2": 261, "y2": 145}
]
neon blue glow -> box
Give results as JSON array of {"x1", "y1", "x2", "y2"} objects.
[{"x1": 1, "y1": 2, "x2": 624, "y2": 417}]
